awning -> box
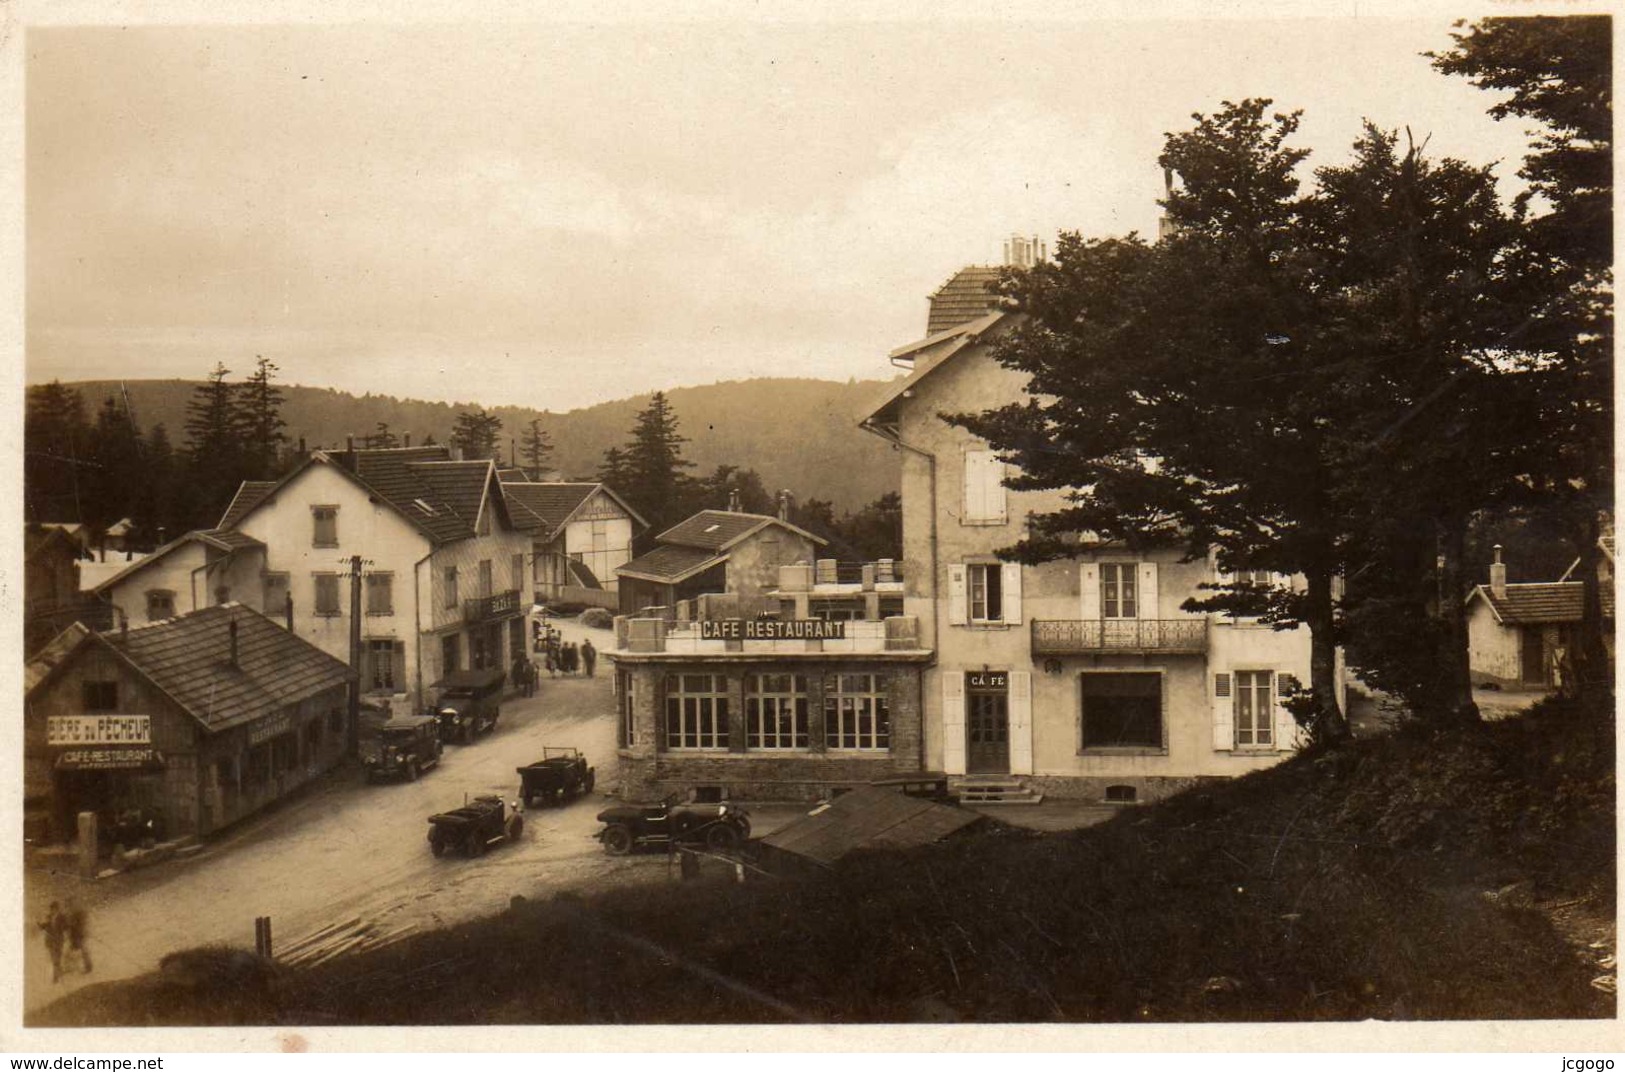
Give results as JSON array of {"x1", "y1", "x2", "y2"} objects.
[{"x1": 55, "y1": 748, "x2": 166, "y2": 772}]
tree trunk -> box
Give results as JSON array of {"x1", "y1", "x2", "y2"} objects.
[
  {"x1": 1571, "y1": 508, "x2": 1613, "y2": 714},
  {"x1": 1305, "y1": 568, "x2": 1349, "y2": 742},
  {"x1": 1435, "y1": 518, "x2": 1480, "y2": 724}
]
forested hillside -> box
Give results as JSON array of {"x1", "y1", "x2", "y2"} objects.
[{"x1": 60, "y1": 377, "x2": 902, "y2": 513}]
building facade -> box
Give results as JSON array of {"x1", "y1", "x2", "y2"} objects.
[
  {"x1": 499, "y1": 479, "x2": 645, "y2": 607},
  {"x1": 616, "y1": 509, "x2": 825, "y2": 616}
]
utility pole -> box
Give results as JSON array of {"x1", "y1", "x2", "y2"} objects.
[{"x1": 348, "y1": 554, "x2": 363, "y2": 757}]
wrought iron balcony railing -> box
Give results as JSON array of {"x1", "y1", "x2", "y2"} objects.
[
  {"x1": 1031, "y1": 618, "x2": 1208, "y2": 655},
  {"x1": 463, "y1": 588, "x2": 521, "y2": 623}
]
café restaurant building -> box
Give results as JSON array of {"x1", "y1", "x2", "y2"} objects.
[
  {"x1": 24, "y1": 603, "x2": 354, "y2": 846},
  {"x1": 609, "y1": 559, "x2": 932, "y2": 802}
]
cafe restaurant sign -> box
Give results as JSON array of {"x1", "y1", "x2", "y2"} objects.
[
  {"x1": 699, "y1": 619, "x2": 847, "y2": 641},
  {"x1": 48, "y1": 715, "x2": 152, "y2": 747}
]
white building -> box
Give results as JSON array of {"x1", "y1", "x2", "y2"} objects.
[{"x1": 498, "y1": 479, "x2": 645, "y2": 608}]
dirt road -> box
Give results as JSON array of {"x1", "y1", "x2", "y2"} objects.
[{"x1": 24, "y1": 620, "x2": 629, "y2": 1013}]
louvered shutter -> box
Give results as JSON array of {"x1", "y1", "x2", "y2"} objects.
[
  {"x1": 985, "y1": 455, "x2": 1008, "y2": 523},
  {"x1": 947, "y1": 564, "x2": 968, "y2": 626},
  {"x1": 1008, "y1": 670, "x2": 1033, "y2": 774},
  {"x1": 1273, "y1": 671, "x2": 1301, "y2": 750},
  {"x1": 1001, "y1": 563, "x2": 1023, "y2": 625},
  {"x1": 1212, "y1": 672, "x2": 1234, "y2": 751},
  {"x1": 964, "y1": 453, "x2": 986, "y2": 522},
  {"x1": 1138, "y1": 561, "x2": 1158, "y2": 619},
  {"x1": 942, "y1": 672, "x2": 967, "y2": 775},
  {"x1": 1080, "y1": 563, "x2": 1100, "y2": 621}
]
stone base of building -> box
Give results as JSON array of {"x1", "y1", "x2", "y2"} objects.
[
  {"x1": 618, "y1": 752, "x2": 922, "y2": 803},
  {"x1": 1022, "y1": 773, "x2": 1227, "y2": 806}
]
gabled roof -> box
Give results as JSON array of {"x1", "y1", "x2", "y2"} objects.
[
  {"x1": 218, "y1": 481, "x2": 279, "y2": 529},
  {"x1": 1466, "y1": 582, "x2": 1616, "y2": 625},
  {"x1": 105, "y1": 518, "x2": 135, "y2": 537},
  {"x1": 42, "y1": 604, "x2": 355, "y2": 734},
  {"x1": 26, "y1": 526, "x2": 85, "y2": 562},
  {"x1": 92, "y1": 529, "x2": 266, "y2": 595},
  {"x1": 926, "y1": 265, "x2": 1004, "y2": 337},
  {"x1": 864, "y1": 311, "x2": 1015, "y2": 429},
  {"x1": 616, "y1": 545, "x2": 727, "y2": 585},
  {"x1": 501, "y1": 481, "x2": 648, "y2": 536},
  {"x1": 25, "y1": 621, "x2": 92, "y2": 693},
  {"x1": 657, "y1": 510, "x2": 825, "y2": 552}
]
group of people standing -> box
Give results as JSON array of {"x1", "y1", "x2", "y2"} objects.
[
  {"x1": 38, "y1": 898, "x2": 91, "y2": 984},
  {"x1": 513, "y1": 620, "x2": 598, "y2": 696}
]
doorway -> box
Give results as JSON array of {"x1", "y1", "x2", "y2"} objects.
[{"x1": 966, "y1": 671, "x2": 1010, "y2": 774}]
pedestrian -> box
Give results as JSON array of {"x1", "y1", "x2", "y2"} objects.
[
  {"x1": 511, "y1": 653, "x2": 531, "y2": 697},
  {"x1": 39, "y1": 901, "x2": 65, "y2": 983},
  {"x1": 64, "y1": 898, "x2": 91, "y2": 975},
  {"x1": 581, "y1": 638, "x2": 597, "y2": 678},
  {"x1": 565, "y1": 641, "x2": 579, "y2": 675},
  {"x1": 544, "y1": 647, "x2": 557, "y2": 678}
]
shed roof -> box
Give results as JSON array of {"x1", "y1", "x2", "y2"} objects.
[
  {"x1": 1469, "y1": 582, "x2": 1616, "y2": 625},
  {"x1": 759, "y1": 786, "x2": 982, "y2": 867},
  {"x1": 616, "y1": 544, "x2": 725, "y2": 584}
]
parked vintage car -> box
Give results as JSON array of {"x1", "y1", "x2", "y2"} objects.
[
  {"x1": 362, "y1": 714, "x2": 443, "y2": 782},
  {"x1": 426, "y1": 795, "x2": 524, "y2": 858},
  {"x1": 516, "y1": 748, "x2": 596, "y2": 807},
  {"x1": 431, "y1": 667, "x2": 505, "y2": 744},
  {"x1": 595, "y1": 799, "x2": 752, "y2": 855}
]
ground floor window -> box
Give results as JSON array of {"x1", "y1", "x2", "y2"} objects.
[
  {"x1": 617, "y1": 670, "x2": 636, "y2": 748},
  {"x1": 365, "y1": 639, "x2": 405, "y2": 692},
  {"x1": 441, "y1": 633, "x2": 461, "y2": 674},
  {"x1": 1080, "y1": 672, "x2": 1162, "y2": 749},
  {"x1": 747, "y1": 673, "x2": 808, "y2": 749},
  {"x1": 1233, "y1": 670, "x2": 1274, "y2": 748},
  {"x1": 825, "y1": 673, "x2": 889, "y2": 750},
  {"x1": 665, "y1": 673, "x2": 730, "y2": 749}
]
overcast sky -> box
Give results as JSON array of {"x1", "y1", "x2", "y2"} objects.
[{"x1": 26, "y1": 12, "x2": 1542, "y2": 412}]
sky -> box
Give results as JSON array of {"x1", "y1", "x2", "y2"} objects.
[{"x1": 25, "y1": 9, "x2": 1547, "y2": 413}]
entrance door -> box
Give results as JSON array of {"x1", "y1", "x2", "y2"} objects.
[
  {"x1": 1520, "y1": 626, "x2": 1546, "y2": 685},
  {"x1": 966, "y1": 671, "x2": 1010, "y2": 774}
]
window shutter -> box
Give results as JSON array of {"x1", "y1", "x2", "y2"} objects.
[
  {"x1": 1001, "y1": 563, "x2": 1023, "y2": 625},
  {"x1": 1080, "y1": 563, "x2": 1100, "y2": 621},
  {"x1": 941, "y1": 673, "x2": 967, "y2": 775},
  {"x1": 1008, "y1": 670, "x2": 1033, "y2": 775},
  {"x1": 1212, "y1": 672, "x2": 1235, "y2": 751},
  {"x1": 1138, "y1": 561, "x2": 1158, "y2": 620},
  {"x1": 985, "y1": 455, "x2": 1007, "y2": 523},
  {"x1": 963, "y1": 453, "x2": 985, "y2": 522},
  {"x1": 1273, "y1": 671, "x2": 1300, "y2": 750},
  {"x1": 947, "y1": 564, "x2": 968, "y2": 626}
]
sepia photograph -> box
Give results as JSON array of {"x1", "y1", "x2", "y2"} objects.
[{"x1": 8, "y1": 0, "x2": 1618, "y2": 1050}]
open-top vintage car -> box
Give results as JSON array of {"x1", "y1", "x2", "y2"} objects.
[
  {"x1": 516, "y1": 748, "x2": 595, "y2": 807},
  {"x1": 427, "y1": 795, "x2": 523, "y2": 858},
  {"x1": 595, "y1": 799, "x2": 751, "y2": 855}
]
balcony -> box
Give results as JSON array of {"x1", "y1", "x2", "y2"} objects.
[
  {"x1": 463, "y1": 589, "x2": 522, "y2": 623},
  {"x1": 1031, "y1": 618, "x2": 1208, "y2": 656},
  {"x1": 614, "y1": 615, "x2": 924, "y2": 656}
]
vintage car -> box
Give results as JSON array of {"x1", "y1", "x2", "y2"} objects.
[
  {"x1": 431, "y1": 667, "x2": 505, "y2": 744},
  {"x1": 516, "y1": 748, "x2": 596, "y2": 807},
  {"x1": 426, "y1": 795, "x2": 524, "y2": 858},
  {"x1": 595, "y1": 799, "x2": 752, "y2": 855},
  {"x1": 362, "y1": 714, "x2": 443, "y2": 782}
]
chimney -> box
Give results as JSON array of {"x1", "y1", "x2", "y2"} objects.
[
  {"x1": 1158, "y1": 167, "x2": 1179, "y2": 241},
  {"x1": 298, "y1": 435, "x2": 307, "y2": 455},
  {"x1": 285, "y1": 592, "x2": 295, "y2": 634},
  {"x1": 404, "y1": 432, "x2": 411, "y2": 448},
  {"x1": 346, "y1": 434, "x2": 355, "y2": 453},
  {"x1": 777, "y1": 490, "x2": 792, "y2": 522},
  {"x1": 1490, "y1": 544, "x2": 1507, "y2": 598},
  {"x1": 228, "y1": 619, "x2": 240, "y2": 667},
  {"x1": 728, "y1": 489, "x2": 741, "y2": 513}
]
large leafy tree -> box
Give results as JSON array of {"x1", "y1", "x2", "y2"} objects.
[{"x1": 1433, "y1": 16, "x2": 1613, "y2": 707}]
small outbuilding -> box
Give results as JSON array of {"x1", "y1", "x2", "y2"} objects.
[{"x1": 757, "y1": 784, "x2": 982, "y2": 871}]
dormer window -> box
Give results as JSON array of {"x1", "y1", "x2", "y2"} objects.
[{"x1": 703, "y1": 524, "x2": 720, "y2": 533}]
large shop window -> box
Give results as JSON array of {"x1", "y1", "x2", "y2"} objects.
[
  {"x1": 825, "y1": 673, "x2": 890, "y2": 750},
  {"x1": 747, "y1": 674, "x2": 808, "y2": 749},
  {"x1": 665, "y1": 673, "x2": 730, "y2": 750},
  {"x1": 1080, "y1": 672, "x2": 1162, "y2": 749}
]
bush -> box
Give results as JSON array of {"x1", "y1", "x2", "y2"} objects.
[{"x1": 579, "y1": 608, "x2": 613, "y2": 630}]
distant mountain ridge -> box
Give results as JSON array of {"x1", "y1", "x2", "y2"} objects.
[{"x1": 63, "y1": 377, "x2": 903, "y2": 513}]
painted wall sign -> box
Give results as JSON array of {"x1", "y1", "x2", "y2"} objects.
[
  {"x1": 55, "y1": 747, "x2": 165, "y2": 772},
  {"x1": 248, "y1": 713, "x2": 293, "y2": 745},
  {"x1": 47, "y1": 715, "x2": 152, "y2": 746},
  {"x1": 966, "y1": 672, "x2": 1008, "y2": 691},
  {"x1": 699, "y1": 619, "x2": 847, "y2": 641}
]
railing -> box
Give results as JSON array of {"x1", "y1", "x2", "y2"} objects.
[
  {"x1": 462, "y1": 589, "x2": 521, "y2": 623},
  {"x1": 778, "y1": 559, "x2": 904, "y2": 593},
  {"x1": 1031, "y1": 618, "x2": 1208, "y2": 655}
]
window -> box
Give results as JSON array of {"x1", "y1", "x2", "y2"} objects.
[
  {"x1": 1080, "y1": 672, "x2": 1162, "y2": 749},
  {"x1": 1100, "y1": 563, "x2": 1138, "y2": 619},
  {"x1": 444, "y1": 566, "x2": 459, "y2": 609},
  {"x1": 81, "y1": 680, "x2": 118, "y2": 711},
  {"x1": 810, "y1": 600, "x2": 863, "y2": 622},
  {"x1": 1234, "y1": 670, "x2": 1275, "y2": 748},
  {"x1": 963, "y1": 450, "x2": 1007, "y2": 524},
  {"x1": 145, "y1": 589, "x2": 176, "y2": 622},
  {"x1": 441, "y1": 633, "x2": 461, "y2": 673},
  {"x1": 312, "y1": 505, "x2": 339, "y2": 548},
  {"x1": 747, "y1": 674, "x2": 808, "y2": 749},
  {"x1": 479, "y1": 560, "x2": 493, "y2": 599},
  {"x1": 968, "y1": 563, "x2": 1004, "y2": 623},
  {"x1": 617, "y1": 670, "x2": 636, "y2": 748},
  {"x1": 365, "y1": 572, "x2": 394, "y2": 616},
  {"x1": 825, "y1": 673, "x2": 890, "y2": 750},
  {"x1": 512, "y1": 553, "x2": 525, "y2": 592},
  {"x1": 664, "y1": 673, "x2": 730, "y2": 750},
  {"x1": 263, "y1": 573, "x2": 290, "y2": 617},
  {"x1": 313, "y1": 573, "x2": 341, "y2": 617},
  {"x1": 365, "y1": 639, "x2": 405, "y2": 692}
]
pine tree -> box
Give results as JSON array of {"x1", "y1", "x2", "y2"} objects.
[
  {"x1": 597, "y1": 447, "x2": 632, "y2": 489},
  {"x1": 235, "y1": 356, "x2": 290, "y2": 481},
  {"x1": 622, "y1": 392, "x2": 696, "y2": 535},
  {"x1": 521, "y1": 418, "x2": 553, "y2": 480},
  {"x1": 450, "y1": 407, "x2": 503, "y2": 460},
  {"x1": 24, "y1": 381, "x2": 89, "y2": 524},
  {"x1": 86, "y1": 395, "x2": 144, "y2": 532},
  {"x1": 184, "y1": 363, "x2": 243, "y2": 523},
  {"x1": 366, "y1": 422, "x2": 400, "y2": 449}
]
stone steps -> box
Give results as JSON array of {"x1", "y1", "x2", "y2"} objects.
[{"x1": 952, "y1": 777, "x2": 1045, "y2": 806}]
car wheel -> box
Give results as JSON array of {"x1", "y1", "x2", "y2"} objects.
[
  {"x1": 704, "y1": 824, "x2": 740, "y2": 853},
  {"x1": 430, "y1": 836, "x2": 445, "y2": 858},
  {"x1": 602, "y1": 824, "x2": 633, "y2": 856}
]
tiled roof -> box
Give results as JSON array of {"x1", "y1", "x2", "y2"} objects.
[
  {"x1": 196, "y1": 529, "x2": 265, "y2": 553},
  {"x1": 410, "y1": 461, "x2": 494, "y2": 530},
  {"x1": 760, "y1": 785, "x2": 981, "y2": 866},
  {"x1": 501, "y1": 483, "x2": 599, "y2": 533},
  {"x1": 617, "y1": 545, "x2": 725, "y2": 584},
  {"x1": 656, "y1": 510, "x2": 824, "y2": 552},
  {"x1": 91, "y1": 529, "x2": 265, "y2": 594},
  {"x1": 25, "y1": 622, "x2": 91, "y2": 693},
  {"x1": 927, "y1": 265, "x2": 1003, "y2": 337},
  {"x1": 1475, "y1": 582, "x2": 1616, "y2": 625},
  {"x1": 340, "y1": 448, "x2": 494, "y2": 543},
  {"x1": 104, "y1": 603, "x2": 354, "y2": 733},
  {"x1": 218, "y1": 481, "x2": 278, "y2": 529}
]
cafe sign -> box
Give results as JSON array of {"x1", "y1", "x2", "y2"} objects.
[
  {"x1": 48, "y1": 715, "x2": 151, "y2": 747},
  {"x1": 967, "y1": 671, "x2": 1008, "y2": 691},
  {"x1": 699, "y1": 619, "x2": 847, "y2": 641},
  {"x1": 55, "y1": 747, "x2": 165, "y2": 772}
]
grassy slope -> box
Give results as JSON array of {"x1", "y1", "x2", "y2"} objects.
[{"x1": 35, "y1": 699, "x2": 1614, "y2": 1026}]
